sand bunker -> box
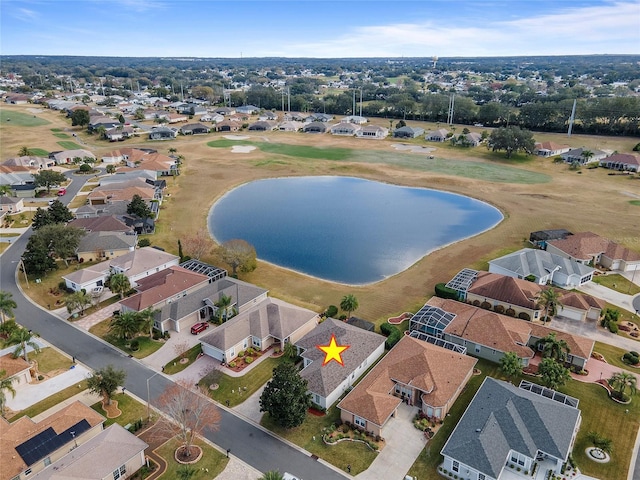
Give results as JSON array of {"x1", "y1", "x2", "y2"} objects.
[
  {"x1": 391, "y1": 143, "x2": 436, "y2": 154},
  {"x1": 224, "y1": 135, "x2": 250, "y2": 140},
  {"x1": 26, "y1": 108, "x2": 44, "y2": 114},
  {"x1": 231, "y1": 145, "x2": 257, "y2": 153}
]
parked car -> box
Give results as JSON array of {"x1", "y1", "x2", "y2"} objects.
[
  {"x1": 190, "y1": 322, "x2": 210, "y2": 335},
  {"x1": 57, "y1": 187, "x2": 67, "y2": 196}
]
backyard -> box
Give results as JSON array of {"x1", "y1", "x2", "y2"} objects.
[{"x1": 89, "y1": 317, "x2": 165, "y2": 359}]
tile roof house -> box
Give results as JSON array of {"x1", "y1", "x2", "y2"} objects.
[
  {"x1": 413, "y1": 297, "x2": 594, "y2": 369},
  {"x1": 50, "y1": 149, "x2": 96, "y2": 165},
  {"x1": 215, "y1": 119, "x2": 243, "y2": 132},
  {"x1": 248, "y1": 120, "x2": 276, "y2": 131},
  {"x1": 533, "y1": 141, "x2": 571, "y2": 157},
  {"x1": 560, "y1": 148, "x2": 607, "y2": 165},
  {"x1": 441, "y1": 378, "x2": 581, "y2": 480},
  {"x1": 277, "y1": 121, "x2": 304, "y2": 132},
  {"x1": 0, "y1": 196, "x2": 24, "y2": 213},
  {"x1": 393, "y1": 126, "x2": 425, "y2": 138},
  {"x1": 76, "y1": 231, "x2": 137, "y2": 262},
  {"x1": 295, "y1": 318, "x2": 385, "y2": 409},
  {"x1": 338, "y1": 335, "x2": 477, "y2": 437},
  {"x1": 87, "y1": 181, "x2": 156, "y2": 206},
  {"x1": 546, "y1": 231, "x2": 640, "y2": 272},
  {"x1": 0, "y1": 401, "x2": 105, "y2": 480},
  {"x1": 425, "y1": 129, "x2": 450, "y2": 142},
  {"x1": 0, "y1": 352, "x2": 31, "y2": 387},
  {"x1": 31, "y1": 423, "x2": 148, "y2": 480},
  {"x1": 2, "y1": 156, "x2": 56, "y2": 169},
  {"x1": 488, "y1": 248, "x2": 594, "y2": 288},
  {"x1": 599, "y1": 153, "x2": 640, "y2": 172},
  {"x1": 200, "y1": 298, "x2": 318, "y2": 362}
]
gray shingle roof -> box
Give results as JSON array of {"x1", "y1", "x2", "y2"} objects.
[
  {"x1": 489, "y1": 248, "x2": 594, "y2": 279},
  {"x1": 77, "y1": 231, "x2": 137, "y2": 253},
  {"x1": 441, "y1": 378, "x2": 581, "y2": 479},
  {"x1": 296, "y1": 318, "x2": 385, "y2": 397}
]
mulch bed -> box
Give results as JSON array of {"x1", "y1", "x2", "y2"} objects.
[
  {"x1": 101, "y1": 399, "x2": 122, "y2": 418},
  {"x1": 308, "y1": 407, "x2": 325, "y2": 417}
]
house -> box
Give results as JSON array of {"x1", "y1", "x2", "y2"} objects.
[
  {"x1": 342, "y1": 115, "x2": 368, "y2": 125},
  {"x1": 99, "y1": 170, "x2": 158, "y2": 186},
  {"x1": 295, "y1": 318, "x2": 385, "y2": 409},
  {"x1": 0, "y1": 352, "x2": 31, "y2": 387},
  {"x1": 425, "y1": 129, "x2": 450, "y2": 142},
  {"x1": 166, "y1": 113, "x2": 188, "y2": 124},
  {"x1": 179, "y1": 123, "x2": 210, "y2": 135},
  {"x1": 200, "y1": 113, "x2": 224, "y2": 123},
  {"x1": 105, "y1": 126, "x2": 135, "y2": 142},
  {"x1": 528, "y1": 229, "x2": 572, "y2": 249},
  {"x1": 119, "y1": 266, "x2": 210, "y2": 313},
  {"x1": 448, "y1": 269, "x2": 605, "y2": 322},
  {"x1": 131, "y1": 153, "x2": 178, "y2": 177},
  {"x1": 76, "y1": 231, "x2": 137, "y2": 262},
  {"x1": 0, "y1": 196, "x2": 23, "y2": 213},
  {"x1": 285, "y1": 112, "x2": 309, "y2": 122},
  {"x1": 236, "y1": 105, "x2": 260, "y2": 115},
  {"x1": 148, "y1": 126, "x2": 178, "y2": 140},
  {"x1": 259, "y1": 111, "x2": 279, "y2": 121},
  {"x1": 176, "y1": 104, "x2": 207, "y2": 116},
  {"x1": 51, "y1": 149, "x2": 96, "y2": 165},
  {"x1": 345, "y1": 316, "x2": 375, "y2": 332},
  {"x1": 330, "y1": 122, "x2": 360, "y2": 136},
  {"x1": 411, "y1": 297, "x2": 594, "y2": 369},
  {"x1": 3, "y1": 156, "x2": 56, "y2": 169},
  {"x1": 560, "y1": 148, "x2": 608, "y2": 165},
  {"x1": 338, "y1": 335, "x2": 477, "y2": 437},
  {"x1": 74, "y1": 202, "x2": 130, "y2": 220},
  {"x1": 488, "y1": 248, "x2": 594, "y2": 288},
  {"x1": 68, "y1": 215, "x2": 133, "y2": 234},
  {"x1": 393, "y1": 126, "x2": 425, "y2": 138},
  {"x1": 248, "y1": 121, "x2": 276, "y2": 131},
  {"x1": 87, "y1": 180, "x2": 156, "y2": 206},
  {"x1": 214, "y1": 107, "x2": 236, "y2": 116},
  {"x1": 303, "y1": 121, "x2": 328, "y2": 134},
  {"x1": 356, "y1": 125, "x2": 388, "y2": 139},
  {"x1": 88, "y1": 116, "x2": 119, "y2": 131},
  {"x1": 5, "y1": 93, "x2": 30, "y2": 104},
  {"x1": 62, "y1": 246, "x2": 180, "y2": 292},
  {"x1": 278, "y1": 121, "x2": 304, "y2": 132},
  {"x1": 441, "y1": 378, "x2": 581, "y2": 480},
  {"x1": 0, "y1": 401, "x2": 106, "y2": 480},
  {"x1": 534, "y1": 141, "x2": 571, "y2": 157},
  {"x1": 546, "y1": 231, "x2": 640, "y2": 272},
  {"x1": 31, "y1": 424, "x2": 148, "y2": 480},
  {"x1": 215, "y1": 119, "x2": 243, "y2": 132},
  {"x1": 599, "y1": 153, "x2": 640, "y2": 172},
  {"x1": 307, "y1": 113, "x2": 334, "y2": 122},
  {"x1": 200, "y1": 298, "x2": 318, "y2": 362},
  {"x1": 462, "y1": 132, "x2": 483, "y2": 147}
]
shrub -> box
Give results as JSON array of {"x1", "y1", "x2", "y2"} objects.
[
  {"x1": 325, "y1": 305, "x2": 338, "y2": 318},
  {"x1": 238, "y1": 350, "x2": 245, "y2": 357},
  {"x1": 505, "y1": 308, "x2": 516, "y2": 317},
  {"x1": 228, "y1": 361, "x2": 237, "y2": 368},
  {"x1": 623, "y1": 352, "x2": 640, "y2": 365},
  {"x1": 480, "y1": 301, "x2": 492, "y2": 310},
  {"x1": 130, "y1": 339, "x2": 140, "y2": 351},
  {"x1": 138, "y1": 238, "x2": 151, "y2": 247},
  {"x1": 493, "y1": 304, "x2": 505, "y2": 314},
  {"x1": 339, "y1": 314, "x2": 347, "y2": 320},
  {"x1": 79, "y1": 163, "x2": 92, "y2": 173},
  {"x1": 435, "y1": 283, "x2": 458, "y2": 300},
  {"x1": 631, "y1": 351, "x2": 639, "y2": 357},
  {"x1": 524, "y1": 274, "x2": 536, "y2": 282},
  {"x1": 608, "y1": 322, "x2": 619, "y2": 334},
  {"x1": 380, "y1": 323, "x2": 395, "y2": 336},
  {"x1": 472, "y1": 299, "x2": 480, "y2": 306},
  {"x1": 245, "y1": 356, "x2": 253, "y2": 364},
  {"x1": 58, "y1": 280, "x2": 67, "y2": 290}
]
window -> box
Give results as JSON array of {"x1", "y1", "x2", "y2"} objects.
[
  {"x1": 354, "y1": 416, "x2": 366, "y2": 428},
  {"x1": 24, "y1": 469, "x2": 32, "y2": 476},
  {"x1": 43, "y1": 457, "x2": 51, "y2": 467},
  {"x1": 478, "y1": 474, "x2": 486, "y2": 480},
  {"x1": 475, "y1": 344, "x2": 481, "y2": 354},
  {"x1": 113, "y1": 465, "x2": 126, "y2": 479},
  {"x1": 452, "y1": 461, "x2": 459, "y2": 473},
  {"x1": 511, "y1": 454, "x2": 518, "y2": 463}
]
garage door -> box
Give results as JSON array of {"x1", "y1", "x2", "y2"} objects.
[
  {"x1": 201, "y1": 343, "x2": 224, "y2": 361},
  {"x1": 558, "y1": 306, "x2": 584, "y2": 321}
]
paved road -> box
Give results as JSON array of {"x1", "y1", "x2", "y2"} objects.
[{"x1": 0, "y1": 174, "x2": 346, "y2": 480}]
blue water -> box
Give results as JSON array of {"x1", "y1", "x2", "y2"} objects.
[{"x1": 208, "y1": 176, "x2": 502, "y2": 284}]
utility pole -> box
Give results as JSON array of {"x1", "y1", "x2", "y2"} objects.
[
  {"x1": 567, "y1": 98, "x2": 577, "y2": 137},
  {"x1": 287, "y1": 87, "x2": 290, "y2": 113},
  {"x1": 352, "y1": 89, "x2": 356, "y2": 116},
  {"x1": 447, "y1": 94, "x2": 455, "y2": 125},
  {"x1": 359, "y1": 88, "x2": 363, "y2": 117}
]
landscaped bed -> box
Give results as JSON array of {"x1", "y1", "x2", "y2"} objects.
[{"x1": 89, "y1": 318, "x2": 164, "y2": 359}]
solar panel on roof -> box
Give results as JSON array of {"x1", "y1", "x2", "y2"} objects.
[{"x1": 15, "y1": 419, "x2": 92, "y2": 466}]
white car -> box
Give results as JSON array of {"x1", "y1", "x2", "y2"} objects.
[{"x1": 283, "y1": 474, "x2": 301, "y2": 480}]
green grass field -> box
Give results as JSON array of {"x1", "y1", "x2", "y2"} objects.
[
  {"x1": 208, "y1": 139, "x2": 352, "y2": 160},
  {"x1": 57, "y1": 140, "x2": 84, "y2": 150},
  {"x1": 163, "y1": 343, "x2": 202, "y2": 374},
  {"x1": 156, "y1": 437, "x2": 228, "y2": 480},
  {"x1": 27, "y1": 148, "x2": 49, "y2": 156},
  {"x1": 630, "y1": 200, "x2": 640, "y2": 206},
  {"x1": 0, "y1": 109, "x2": 50, "y2": 126},
  {"x1": 8, "y1": 381, "x2": 89, "y2": 422},
  {"x1": 91, "y1": 392, "x2": 147, "y2": 427},
  {"x1": 53, "y1": 132, "x2": 70, "y2": 138},
  {"x1": 593, "y1": 274, "x2": 640, "y2": 295}
]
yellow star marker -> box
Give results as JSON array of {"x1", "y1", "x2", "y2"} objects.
[{"x1": 317, "y1": 333, "x2": 350, "y2": 367}]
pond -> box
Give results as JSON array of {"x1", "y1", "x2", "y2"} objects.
[{"x1": 208, "y1": 176, "x2": 502, "y2": 284}]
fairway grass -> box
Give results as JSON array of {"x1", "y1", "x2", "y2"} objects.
[
  {"x1": 57, "y1": 140, "x2": 84, "y2": 150},
  {"x1": 53, "y1": 132, "x2": 70, "y2": 138},
  {"x1": 208, "y1": 139, "x2": 352, "y2": 160},
  {"x1": 630, "y1": 200, "x2": 640, "y2": 206},
  {"x1": 27, "y1": 148, "x2": 50, "y2": 156},
  {"x1": 0, "y1": 109, "x2": 50, "y2": 126}
]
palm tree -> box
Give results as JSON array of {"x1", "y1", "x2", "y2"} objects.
[
  {"x1": 0, "y1": 291, "x2": 17, "y2": 325},
  {"x1": 0, "y1": 185, "x2": 11, "y2": 196},
  {"x1": 283, "y1": 341, "x2": 297, "y2": 359},
  {"x1": 536, "y1": 288, "x2": 563, "y2": 323},
  {"x1": 609, "y1": 371, "x2": 637, "y2": 400},
  {"x1": 5, "y1": 327, "x2": 40, "y2": 363},
  {"x1": 581, "y1": 149, "x2": 594, "y2": 165},
  {"x1": 109, "y1": 273, "x2": 131, "y2": 299},
  {"x1": 340, "y1": 294, "x2": 359, "y2": 319},
  {"x1": 18, "y1": 146, "x2": 30, "y2": 156},
  {"x1": 0, "y1": 369, "x2": 17, "y2": 417},
  {"x1": 110, "y1": 311, "x2": 141, "y2": 340},
  {"x1": 260, "y1": 472, "x2": 284, "y2": 480},
  {"x1": 214, "y1": 294, "x2": 236, "y2": 324},
  {"x1": 138, "y1": 307, "x2": 159, "y2": 338},
  {"x1": 535, "y1": 332, "x2": 570, "y2": 363}
]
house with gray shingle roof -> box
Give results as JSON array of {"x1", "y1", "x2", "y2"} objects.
[
  {"x1": 393, "y1": 126, "x2": 425, "y2": 139},
  {"x1": 560, "y1": 147, "x2": 607, "y2": 165},
  {"x1": 488, "y1": 248, "x2": 594, "y2": 288},
  {"x1": 295, "y1": 318, "x2": 385, "y2": 409},
  {"x1": 200, "y1": 298, "x2": 318, "y2": 362},
  {"x1": 76, "y1": 231, "x2": 137, "y2": 262},
  {"x1": 441, "y1": 377, "x2": 581, "y2": 480}
]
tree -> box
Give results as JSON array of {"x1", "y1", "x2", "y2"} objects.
[
  {"x1": 535, "y1": 332, "x2": 570, "y2": 363},
  {"x1": 79, "y1": 163, "x2": 92, "y2": 173},
  {"x1": 260, "y1": 362, "x2": 311, "y2": 428},
  {"x1": 182, "y1": 229, "x2": 213, "y2": 260},
  {"x1": 581, "y1": 149, "x2": 594, "y2": 164},
  {"x1": 156, "y1": 380, "x2": 220, "y2": 459},
  {"x1": 71, "y1": 109, "x2": 90, "y2": 127},
  {"x1": 538, "y1": 357, "x2": 571, "y2": 390},
  {"x1": 0, "y1": 185, "x2": 12, "y2": 196},
  {"x1": 127, "y1": 194, "x2": 153, "y2": 219},
  {"x1": 0, "y1": 291, "x2": 17, "y2": 324},
  {"x1": 138, "y1": 307, "x2": 159, "y2": 338},
  {"x1": 219, "y1": 239, "x2": 257, "y2": 277},
  {"x1": 487, "y1": 126, "x2": 535, "y2": 158},
  {"x1": 109, "y1": 273, "x2": 131, "y2": 299},
  {"x1": 110, "y1": 311, "x2": 141, "y2": 340},
  {"x1": 587, "y1": 431, "x2": 613, "y2": 455},
  {"x1": 22, "y1": 236, "x2": 57, "y2": 276},
  {"x1": 214, "y1": 294, "x2": 236, "y2": 324},
  {"x1": 0, "y1": 370, "x2": 17, "y2": 417},
  {"x1": 47, "y1": 199, "x2": 74, "y2": 224},
  {"x1": 32, "y1": 224, "x2": 85, "y2": 267},
  {"x1": 66, "y1": 291, "x2": 92, "y2": 316},
  {"x1": 283, "y1": 341, "x2": 297, "y2": 359},
  {"x1": 18, "y1": 146, "x2": 31, "y2": 156},
  {"x1": 499, "y1": 351, "x2": 523, "y2": 382},
  {"x1": 106, "y1": 164, "x2": 116, "y2": 174},
  {"x1": 87, "y1": 365, "x2": 126, "y2": 406},
  {"x1": 609, "y1": 371, "x2": 637, "y2": 400},
  {"x1": 31, "y1": 207, "x2": 53, "y2": 230},
  {"x1": 260, "y1": 472, "x2": 285, "y2": 480},
  {"x1": 32, "y1": 170, "x2": 67, "y2": 194},
  {"x1": 536, "y1": 288, "x2": 564, "y2": 323},
  {"x1": 5, "y1": 326, "x2": 40, "y2": 363},
  {"x1": 340, "y1": 294, "x2": 359, "y2": 319}
]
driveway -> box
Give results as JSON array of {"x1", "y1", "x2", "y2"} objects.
[
  {"x1": 550, "y1": 315, "x2": 640, "y2": 352},
  {"x1": 579, "y1": 282, "x2": 636, "y2": 313}
]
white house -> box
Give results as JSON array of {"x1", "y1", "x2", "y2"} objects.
[{"x1": 356, "y1": 125, "x2": 388, "y2": 139}]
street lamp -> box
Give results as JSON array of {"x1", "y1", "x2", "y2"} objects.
[{"x1": 146, "y1": 372, "x2": 160, "y2": 419}]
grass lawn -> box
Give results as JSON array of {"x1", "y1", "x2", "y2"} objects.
[
  {"x1": 593, "y1": 274, "x2": 640, "y2": 295},
  {"x1": 630, "y1": 200, "x2": 640, "y2": 206},
  {"x1": 208, "y1": 139, "x2": 352, "y2": 160},
  {"x1": 0, "y1": 243, "x2": 9, "y2": 254},
  {"x1": 68, "y1": 194, "x2": 88, "y2": 209},
  {"x1": 199, "y1": 356, "x2": 292, "y2": 407},
  {"x1": 0, "y1": 109, "x2": 51, "y2": 126},
  {"x1": 4, "y1": 210, "x2": 35, "y2": 227},
  {"x1": 52, "y1": 132, "x2": 70, "y2": 138},
  {"x1": 155, "y1": 437, "x2": 228, "y2": 480},
  {"x1": 91, "y1": 392, "x2": 148, "y2": 427},
  {"x1": 163, "y1": 343, "x2": 203, "y2": 374},
  {"x1": 27, "y1": 147, "x2": 50, "y2": 156},
  {"x1": 89, "y1": 319, "x2": 165, "y2": 359},
  {"x1": 57, "y1": 140, "x2": 84, "y2": 150},
  {"x1": 262, "y1": 405, "x2": 377, "y2": 475},
  {"x1": 31, "y1": 346, "x2": 73, "y2": 374},
  {"x1": 594, "y1": 341, "x2": 639, "y2": 372},
  {"x1": 8, "y1": 380, "x2": 89, "y2": 422}
]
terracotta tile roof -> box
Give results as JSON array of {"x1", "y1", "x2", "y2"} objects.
[
  {"x1": 528, "y1": 323, "x2": 594, "y2": 360},
  {"x1": 338, "y1": 336, "x2": 477, "y2": 427},
  {"x1": 468, "y1": 271, "x2": 542, "y2": 310},
  {"x1": 549, "y1": 231, "x2": 640, "y2": 262},
  {"x1": 0, "y1": 401, "x2": 104, "y2": 480},
  {"x1": 559, "y1": 291, "x2": 606, "y2": 311},
  {"x1": 0, "y1": 353, "x2": 30, "y2": 378}
]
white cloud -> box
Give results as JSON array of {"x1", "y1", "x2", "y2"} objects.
[{"x1": 13, "y1": 7, "x2": 39, "y2": 22}]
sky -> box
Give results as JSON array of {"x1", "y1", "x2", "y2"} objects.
[{"x1": 1, "y1": 0, "x2": 639, "y2": 58}]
